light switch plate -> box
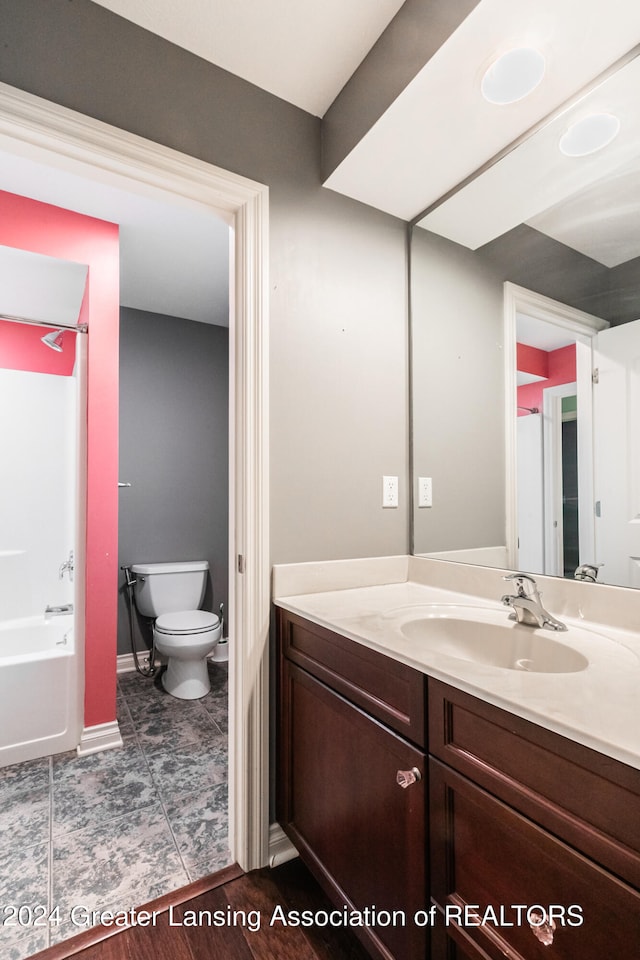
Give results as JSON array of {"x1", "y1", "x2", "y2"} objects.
[
  {"x1": 418, "y1": 476, "x2": 432, "y2": 508},
  {"x1": 382, "y1": 475, "x2": 399, "y2": 508}
]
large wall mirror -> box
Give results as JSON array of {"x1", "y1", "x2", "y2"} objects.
[{"x1": 410, "y1": 49, "x2": 640, "y2": 590}]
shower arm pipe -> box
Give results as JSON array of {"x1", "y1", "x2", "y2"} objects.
[
  {"x1": 0, "y1": 312, "x2": 88, "y2": 333},
  {"x1": 518, "y1": 405, "x2": 540, "y2": 414}
]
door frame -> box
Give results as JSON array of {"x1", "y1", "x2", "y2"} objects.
[
  {"x1": 542, "y1": 381, "x2": 577, "y2": 575},
  {"x1": 0, "y1": 82, "x2": 270, "y2": 871},
  {"x1": 504, "y1": 283, "x2": 607, "y2": 573}
]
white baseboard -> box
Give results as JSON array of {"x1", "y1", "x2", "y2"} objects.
[
  {"x1": 76, "y1": 720, "x2": 123, "y2": 757},
  {"x1": 117, "y1": 652, "x2": 138, "y2": 674},
  {"x1": 118, "y1": 646, "x2": 226, "y2": 674},
  {"x1": 268, "y1": 822, "x2": 298, "y2": 867},
  {"x1": 117, "y1": 651, "x2": 165, "y2": 674}
]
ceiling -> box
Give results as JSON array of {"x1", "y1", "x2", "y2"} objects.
[
  {"x1": 0, "y1": 0, "x2": 405, "y2": 327},
  {"x1": 92, "y1": 0, "x2": 640, "y2": 280},
  {"x1": 516, "y1": 313, "x2": 577, "y2": 352},
  {"x1": 0, "y1": 134, "x2": 230, "y2": 326},
  {"x1": 417, "y1": 41, "x2": 640, "y2": 262},
  {"x1": 89, "y1": 0, "x2": 406, "y2": 117},
  {"x1": 327, "y1": 0, "x2": 640, "y2": 220},
  {"x1": 5, "y1": 0, "x2": 640, "y2": 325},
  {"x1": 323, "y1": 0, "x2": 640, "y2": 274}
]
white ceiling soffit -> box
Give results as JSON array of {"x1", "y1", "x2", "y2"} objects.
[
  {"x1": 89, "y1": 0, "x2": 406, "y2": 117},
  {"x1": 517, "y1": 371, "x2": 545, "y2": 385},
  {"x1": 526, "y1": 157, "x2": 640, "y2": 268},
  {"x1": 0, "y1": 148, "x2": 230, "y2": 326},
  {"x1": 0, "y1": 246, "x2": 88, "y2": 327},
  {"x1": 324, "y1": 0, "x2": 640, "y2": 222},
  {"x1": 420, "y1": 52, "x2": 640, "y2": 250},
  {"x1": 516, "y1": 312, "x2": 577, "y2": 351}
]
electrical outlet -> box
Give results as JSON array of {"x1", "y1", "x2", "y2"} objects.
[
  {"x1": 418, "y1": 476, "x2": 432, "y2": 508},
  {"x1": 382, "y1": 475, "x2": 399, "y2": 508}
]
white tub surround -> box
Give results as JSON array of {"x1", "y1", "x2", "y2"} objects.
[
  {"x1": 273, "y1": 555, "x2": 640, "y2": 771},
  {"x1": 0, "y1": 614, "x2": 81, "y2": 767}
]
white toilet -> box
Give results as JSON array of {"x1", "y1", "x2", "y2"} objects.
[{"x1": 130, "y1": 560, "x2": 221, "y2": 700}]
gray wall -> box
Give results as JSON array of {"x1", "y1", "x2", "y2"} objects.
[
  {"x1": 478, "y1": 224, "x2": 640, "y2": 326},
  {"x1": 410, "y1": 216, "x2": 637, "y2": 559},
  {"x1": 411, "y1": 229, "x2": 505, "y2": 555},
  {"x1": 118, "y1": 308, "x2": 228, "y2": 656},
  {"x1": 0, "y1": 0, "x2": 409, "y2": 564}
]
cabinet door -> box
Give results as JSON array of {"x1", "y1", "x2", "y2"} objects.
[
  {"x1": 431, "y1": 920, "x2": 494, "y2": 960},
  {"x1": 430, "y1": 759, "x2": 640, "y2": 960},
  {"x1": 279, "y1": 660, "x2": 427, "y2": 960},
  {"x1": 428, "y1": 678, "x2": 640, "y2": 889}
]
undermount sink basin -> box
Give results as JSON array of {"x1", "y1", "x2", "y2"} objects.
[{"x1": 399, "y1": 607, "x2": 589, "y2": 673}]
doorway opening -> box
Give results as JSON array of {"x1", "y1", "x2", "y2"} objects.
[
  {"x1": 0, "y1": 84, "x2": 269, "y2": 882},
  {"x1": 504, "y1": 283, "x2": 607, "y2": 577}
]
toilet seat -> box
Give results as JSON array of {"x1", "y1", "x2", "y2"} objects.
[{"x1": 155, "y1": 610, "x2": 219, "y2": 636}]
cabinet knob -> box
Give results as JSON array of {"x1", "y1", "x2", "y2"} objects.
[
  {"x1": 529, "y1": 910, "x2": 556, "y2": 946},
  {"x1": 396, "y1": 767, "x2": 422, "y2": 789}
]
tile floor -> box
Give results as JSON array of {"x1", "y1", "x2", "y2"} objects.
[{"x1": 0, "y1": 661, "x2": 231, "y2": 960}]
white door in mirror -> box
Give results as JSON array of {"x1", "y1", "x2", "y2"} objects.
[{"x1": 594, "y1": 318, "x2": 640, "y2": 587}]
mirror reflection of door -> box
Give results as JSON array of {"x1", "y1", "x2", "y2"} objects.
[
  {"x1": 561, "y1": 395, "x2": 579, "y2": 576},
  {"x1": 593, "y1": 317, "x2": 640, "y2": 588},
  {"x1": 516, "y1": 314, "x2": 582, "y2": 578}
]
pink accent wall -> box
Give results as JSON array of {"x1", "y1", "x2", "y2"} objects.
[
  {"x1": 516, "y1": 342, "x2": 548, "y2": 380},
  {"x1": 0, "y1": 318, "x2": 77, "y2": 375},
  {"x1": 0, "y1": 191, "x2": 119, "y2": 730},
  {"x1": 518, "y1": 343, "x2": 576, "y2": 415}
]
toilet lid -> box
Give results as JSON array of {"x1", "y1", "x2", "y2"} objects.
[{"x1": 155, "y1": 610, "x2": 220, "y2": 635}]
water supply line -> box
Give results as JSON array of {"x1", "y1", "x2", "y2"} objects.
[{"x1": 121, "y1": 565, "x2": 157, "y2": 678}]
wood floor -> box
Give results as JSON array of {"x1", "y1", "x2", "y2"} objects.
[{"x1": 31, "y1": 860, "x2": 371, "y2": 960}]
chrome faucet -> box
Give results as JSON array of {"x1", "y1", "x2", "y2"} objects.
[
  {"x1": 501, "y1": 573, "x2": 567, "y2": 632},
  {"x1": 574, "y1": 563, "x2": 602, "y2": 583},
  {"x1": 59, "y1": 550, "x2": 74, "y2": 582}
]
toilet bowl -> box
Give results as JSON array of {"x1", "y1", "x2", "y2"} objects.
[
  {"x1": 154, "y1": 610, "x2": 222, "y2": 699},
  {"x1": 130, "y1": 560, "x2": 222, "y2": 701}
]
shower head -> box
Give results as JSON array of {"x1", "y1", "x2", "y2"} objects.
[{"x1": 41, "y1": 329, "x2": 65, "y2": 352}]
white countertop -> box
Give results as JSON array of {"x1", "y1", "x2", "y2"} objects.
[{"x1": 274, "y1": 578, "x2": 640, "y2": 771}]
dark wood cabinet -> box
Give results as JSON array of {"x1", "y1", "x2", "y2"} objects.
[
  {"x1": 276, "y1": 608, "x2": 640, "y2": 960},
  {"x1": 277, "y1": 609, "x2": 428, "y2": 960},
  {"x1": 428, "y1": 679, "x2": 640, "y2": 960},
  {"x1": 430, "y1": 758, "x2": 640, "y2": 959},
  {"x1": 428, "y1": 678, "x2": 640, "y2": 889}
]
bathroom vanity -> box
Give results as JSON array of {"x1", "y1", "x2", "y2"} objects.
[{"x1": 274, "y1": 559, "x2": 640, "y2": 960}]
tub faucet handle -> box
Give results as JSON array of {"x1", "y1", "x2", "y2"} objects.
[{"x1": 59, "y1": 550, "x2": 74, "y2": 582}]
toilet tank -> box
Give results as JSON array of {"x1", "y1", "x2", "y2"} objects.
[{"x1": 130, "y1": 561, "x2": 208, "y2": 617}]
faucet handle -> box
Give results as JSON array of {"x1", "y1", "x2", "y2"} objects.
[
  {"x1": 58, "y1": 549, "x2": 74, "y2": 582},
  {"x1": 503, "y1": 572, "x2": 539, "y2": 598},
  {"x1": 574, "y1": 563, "x2": 603, "y2": 582}
]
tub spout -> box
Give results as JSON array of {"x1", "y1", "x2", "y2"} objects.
[{"x1": 45, "y1": 603, "x2": 74, "y2": 617}]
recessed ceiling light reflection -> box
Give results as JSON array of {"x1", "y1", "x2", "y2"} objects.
[
  {"x1": 481, "y1": 47, "x2": 546, "y2": 105},
  {"x1": 559, "y1": 113, "x2": 621, "y2": 156}
]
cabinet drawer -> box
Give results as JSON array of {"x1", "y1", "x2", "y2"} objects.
[
  {"x1": 430, "y1": 759, "x2": 640, "y2": 960},
  {"x1": 278, "y1": 608, "x2": 426, "y2": 745},
  {"x1": 428, "y1": 679, "x2": 640, "y2": 888}
]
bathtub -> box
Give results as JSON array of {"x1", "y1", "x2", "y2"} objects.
[{"x1": 0, "y1": 613, "x2": 80, "y2": 767}]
